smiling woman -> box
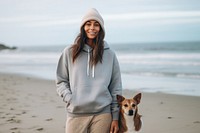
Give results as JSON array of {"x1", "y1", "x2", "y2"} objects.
[{"x1": 56, "y1": 8, "x2": 122, "y2": 133}]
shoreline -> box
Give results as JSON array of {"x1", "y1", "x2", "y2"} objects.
[
  {"x1": 0, "y1": 73, "x2": 200, "y2": 133},
  {"x1": 1, "y1": 71, "x2": 200, "y2": 97}
]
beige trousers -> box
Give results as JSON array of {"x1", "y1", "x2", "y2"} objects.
[{"x1": 65, "y1": 113, "x2": 112, "y2": 133}]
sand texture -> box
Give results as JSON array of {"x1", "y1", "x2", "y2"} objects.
[{"x1": 0, "y1": 73, "x2": 200, "y2": 133}]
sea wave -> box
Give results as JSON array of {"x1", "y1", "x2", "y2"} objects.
[
  {"x1": 117, "y1": 53, "x2": 200, "y2": 59},
  {"x1": 122, "y1": 71, "x2": 200, "y2": 79},
  {"x1": 119, "y1": 60, "x2": 200, "y2": 66},
  {"x1": 1, "y1": 45, "x2": 200, "y2": 96},
  {"x1": 117, "y1": 53, "x2": 200, "y2": 66}
]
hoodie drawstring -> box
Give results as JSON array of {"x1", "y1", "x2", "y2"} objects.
[
  {"x1": 87, "y1": 49, "x2": 95, "y2": 78},
  {"x1": 92, "y1": 65, "x2": 95, "y2": 78},
  {"x1": 87, "y1": 49, "x2": 90, "y2": 76}
]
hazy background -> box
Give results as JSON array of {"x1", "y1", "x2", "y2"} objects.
[
  {"x1": 1, "y1": 0, "x2": 200, "y2": 96},
  {"x1": 0, "y1": 0, "x2": 200, "y2": 46}
]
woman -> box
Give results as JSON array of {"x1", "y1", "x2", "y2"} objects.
[{"x1": 56, "y1": 8, "x2": 122, "y2": 133}]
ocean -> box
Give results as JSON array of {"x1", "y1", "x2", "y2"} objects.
[{"x1": 0, "y1": 42, "x2": 200, "y2": 96}]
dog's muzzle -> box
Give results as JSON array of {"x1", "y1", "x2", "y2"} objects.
[{"x1": 128, "y1": 110, "x2": 134, "y2": 116}]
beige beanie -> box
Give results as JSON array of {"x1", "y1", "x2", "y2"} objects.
[{"x1": 80, "y1": 8, "x2": 105, "y2": 34}]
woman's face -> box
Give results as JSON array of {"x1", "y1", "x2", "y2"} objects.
[{"x1": 84, "y1": 20, "x2": 100, "y2": 40}]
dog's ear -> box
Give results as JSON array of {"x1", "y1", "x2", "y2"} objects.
[
  {"x1": 117, "y1": 95, "x2": 125, "y2": 103},
  {"x1": 133, "y1": 93, "x2": 142, "y2": 104}
]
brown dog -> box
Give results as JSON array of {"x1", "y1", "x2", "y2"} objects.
[{"x1": 117, "y1": 93, "x2": 142, "y2": 133}]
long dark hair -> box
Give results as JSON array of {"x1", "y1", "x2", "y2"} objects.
[{"x1": 71, "y1": 23, "x2": 105, "y2": 65}]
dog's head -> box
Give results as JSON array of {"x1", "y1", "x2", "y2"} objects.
[
  {"x1": 117, "y1": 93, "x2": 141, "y2": 116},
  {"x1": 117, "y1": 93, "x2": 142, "y2": 132}
]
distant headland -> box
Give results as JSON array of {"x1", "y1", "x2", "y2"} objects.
[{"x1": 0, "y1": 43, "x2": 17, "y2": 51}]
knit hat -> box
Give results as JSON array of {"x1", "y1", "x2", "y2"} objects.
[{"x1": 80, "y1": 8, "x2": 105, "y2": 34}]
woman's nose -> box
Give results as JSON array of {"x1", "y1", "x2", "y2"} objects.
[{"x1": 90, "y1": 24, "x2": 94, "y2": 30}]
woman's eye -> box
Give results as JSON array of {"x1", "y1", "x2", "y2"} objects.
[
  {"x1": 94, "y1": 23, "x2": 100, "y2": 26},
  {"x1": 85, "y1": 23, "x2": 91, "y2": 26}
]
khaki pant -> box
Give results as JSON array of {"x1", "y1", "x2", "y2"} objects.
[{"x1": 65, "y1": 113, "x2": 112, "y2": 133}]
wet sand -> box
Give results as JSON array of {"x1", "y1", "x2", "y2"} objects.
[{"x1": 0, "y1": 73, "x2": 200, "y2": 133}]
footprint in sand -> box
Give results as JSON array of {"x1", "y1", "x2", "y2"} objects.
[
  {"x1": 21, "y1": 111, "x2": 26, "y2": 114},
  {"x1": 167, "y1": 116, "x2": 173, "y2": 119},
  {"x1": 15, "y1": 111, "x2": 26, "y2": 116},
  {"x1": 7, "y1": 118, "x2": 21, "y2": 123},
  {"x1": 193, "y1": 121, "x2": 200, "y2": 124},
  {"x1": 10, "y1": 127, "x2": 18, "y2": 130},
  {"x1": 57, "y1": 106, "x2": 64, "y2": 108},
  {"x1": 36, "y1": 127, "x2": 44, "y2": 131},
  {"x1": 45, "y1": 118, "x2": 53, "y2": 121}
]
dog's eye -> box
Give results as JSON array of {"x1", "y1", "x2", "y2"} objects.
[
  {"x1": 124, "y1": 104, "x2": 128, "y2": 107},
  {"x1": 132, "y1": 104, "x2": 136, "y2": 107}
]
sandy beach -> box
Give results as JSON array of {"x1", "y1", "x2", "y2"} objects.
[{"x1": 0, "y1": 73, "x2": 200, "y2": 133}]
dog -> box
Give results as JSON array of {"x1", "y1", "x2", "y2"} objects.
[{"x1": 117, "y1": 93, "x2": 142, "y2": 133}]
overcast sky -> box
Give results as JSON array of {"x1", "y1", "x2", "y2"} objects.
[{"x1": 0, "y1": 0, "x2": 200, "y2": 46}]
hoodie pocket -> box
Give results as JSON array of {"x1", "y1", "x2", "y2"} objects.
[{"x1": 67, "y1": 85, "x2": 112, "y2": 114}]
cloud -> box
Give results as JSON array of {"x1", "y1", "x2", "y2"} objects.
[
  {"x1": 104, "y1": 11, "x2": 200, "y2": 20},
  {"x1": 26, "y1": 18, "x2": 80, "y2": 27},
  {"x1": 0, "y1": 15, "x2": 80, "y2": 27},
  {"x1": 0, "y1": 11, "x2": 200, "y2": 28},
  {"x1": 104, "y1": 11, "x2": 200, "y2": 27}
]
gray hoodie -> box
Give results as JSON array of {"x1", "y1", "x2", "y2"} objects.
[{"x1": 56, "y1": 42, "x2": 122, "y2": 120}]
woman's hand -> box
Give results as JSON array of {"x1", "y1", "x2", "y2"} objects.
[{"x1": 110, "y1": 120, "x2": 119, "y2": 133}]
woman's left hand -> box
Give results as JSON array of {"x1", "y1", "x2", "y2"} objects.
[{"x1": 110, "y1": 120, "x2": 119, "y2": 133}]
